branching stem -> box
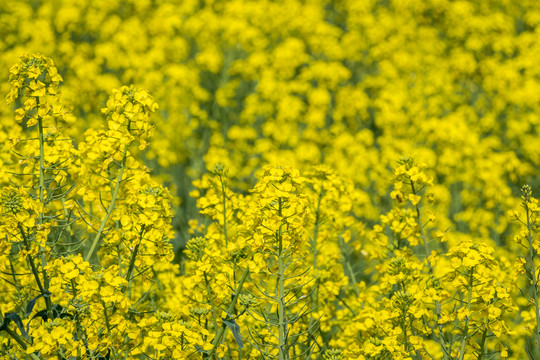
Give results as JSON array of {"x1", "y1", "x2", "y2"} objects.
[
  {"x1": 207, "y1": 268, "x2": 250, "y2": 358},
  {"x1": 85, "y1": 145, "x2": 128, "y2": 262},
  {"x1": 411, "y1": 180, "x2": 447, "y2": 360}
]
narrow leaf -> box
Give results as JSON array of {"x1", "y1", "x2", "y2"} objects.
[
  {"x1": 3, "y1": 312, "x2": 27, "y2": 337},
  {"x1": 223, "y1": 318, "x2": 244, "y2": 349}
]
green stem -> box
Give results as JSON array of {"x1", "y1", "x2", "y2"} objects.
[
  {"x1": 9, "y1": 257, "x2": 19, "y2": 288},
  {"x1": 220, "y1": 174, "x2": 228, "y2": 247},
  {"x1": 124, "y1": 243, "x2": 140, "y2": 297},
  {"x1": 411, "y1": 181, "x2": 447, "y2": 359},
  {"x1": 311, "y1": 185, "x2": 323, "y2": 270},
  {"x1": 402, "y1": 314, "x2": 409, "y2": 352},
  {"x1": 36, "y1": 108, "x2": 54, "y2": 320},
  {"x1": 277, "y1": 198, "x2": 287, "y2": 360},
  {"x1": 526, "y1": 203, "x2": 540, "y2": 355},
  {"x1": 458, "y1": 269, "x2": 474, "y2": 360},
  {"x1": 308, "y1": 185, "x2": 323, "y2": 351},
  {"x1": 85, "y1": 145, "x2": 128, "y2": 262},
  {"x1": 204, "y1": 272, "x2": 219, "y2": 334},
  {"x1": 409, "y1": 319, "x2": 423, "y2": 360},
  {"x1": 410, "y1": 182, "x2": 431, "y2": 268},
  {"x1": 18, "y1": 223, "x2": 52, "y2": 316},
  {"x1": 207, "y1": 268, "x2": 250, "y2": 358},
  {"x1": 61, "y1": 198, "x2": 73, "y2": 245},
  {"x1": 339, "y1": 236, "x2": 360, "y2": 297},
  {"x1": 476, "y1": 327, "x2": 487, "y2": 360},
  {"x1": 36, "y1": 98, "x2": 46, "y2": 219},
  {"x1": 101, "y1": 299, "x2": 112, "y2": 334},
  {"x1": 3, "y1": 324, "x2": 41, "y2": 359},
  {"x1": 4, "y1": 326, "x2": 27, "y2": 350}
]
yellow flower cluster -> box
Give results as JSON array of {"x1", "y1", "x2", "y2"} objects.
[{"x1": 0, "y1": 54, "x2": 183, "y2": 359}]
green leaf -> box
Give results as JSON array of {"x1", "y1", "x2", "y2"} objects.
[{"x1": 223, "y1": 318, "x2": 244, "y2": 349}]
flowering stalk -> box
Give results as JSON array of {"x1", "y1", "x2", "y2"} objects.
[
  {"x1": 457, "y1": 269, "x2": 474, "y2": 360},
  {"x1": 307, "y1": 183, "x2": 324, "y2": 351},
  {"x1": 277, "y1": 198, "x2": 288, "y2": 360},
  {"x1": 522, "y1": 185, "x2": 540, "y2": 355},
  {"x1": 243, "y1": 166, "x2": 312, "y2": 358},
  {"x1": 410, "y1": 180, "x2": 448, "y2": 359},
  {"x1": 35, "y1": 106, "x2": 56, "y2": 321},
  {"x1": 218, "y1": 168, "x2": 229, "y2": 247}
]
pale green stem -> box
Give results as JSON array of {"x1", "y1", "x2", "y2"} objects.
[
  {"x1": 476, "y1": 327, "x2": 487, "y2": 360},
  {"x1": 311, "y1": 185, "x2": 323, "y2": 270},
  {"x1": 124, "y1": 243, "x2": 140, "y2": 298},
  {"x1": 121, "y1": 227, "x2": 145, "y2": 295},
  {"x1": 308, "y1": 186, "x2": 323, "y2": 350},
  {"x1": 220, "y1": 174, "x2": 228, "y2": 247},
  {"x1": 85, "y1": 145, "x2": 128, "y2": 262},
  {"x1": 402, "y1": 313, "x2": 409, "y2": 352},
  {"x1": 9, "y1": 258, "x2": 19, "y2": 288},
  {"x1": 101, "y1": 299, "x2": 112, "y2": 334},
  {"x1": 36, "y1": 106, "x2": 53, "y2": 319},
  {"x1": 339, "y1": 235, "x2": 360, "y2": 297},
  {"x1": 458, "y1": 269, "x2": 474, "y2": 360},
  {"x1": 19, "y1": 225, "x2": 52, "y2": 319},
  {"x1": 207, "y1": 268, "x2": 250, "y2": 358},
  {"x1": 204, "y1": 272, "x2": 219, "y2": 334},
  {"x1": 36, "y1": 98, "x2": 46, "y2": 216},
  {"x1": 61, "y1": 198, "x2": 73, "y2": 244},
  {"x1": 411, "y1": 180, "x2": 448, "y2": 359},
  {"x1": 525, "y1": 204, "x2": 540, "y2": 355},
  {"x1": 277, "y1": 198, "x2": 288, "y2": 360}
]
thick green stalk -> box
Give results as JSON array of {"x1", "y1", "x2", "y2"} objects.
[
  {"x1": 4, "y1": 326, "x2": 27, "y2": 350},
  {"x1": 85, "y1": 145, "x2": 128, "y2": 262}
]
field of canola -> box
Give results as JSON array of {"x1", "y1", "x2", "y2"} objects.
[{"x1": 2, "y1": 0, "x2": 540, "y2": 359}]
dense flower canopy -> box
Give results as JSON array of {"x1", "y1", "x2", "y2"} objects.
[{"x1": 1, "y1": 0, "x2": 540, "y2": 359}]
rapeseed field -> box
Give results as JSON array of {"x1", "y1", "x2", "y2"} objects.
[{"x1": 1, "y1": 0, "x2": 540, "y2": 359}]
